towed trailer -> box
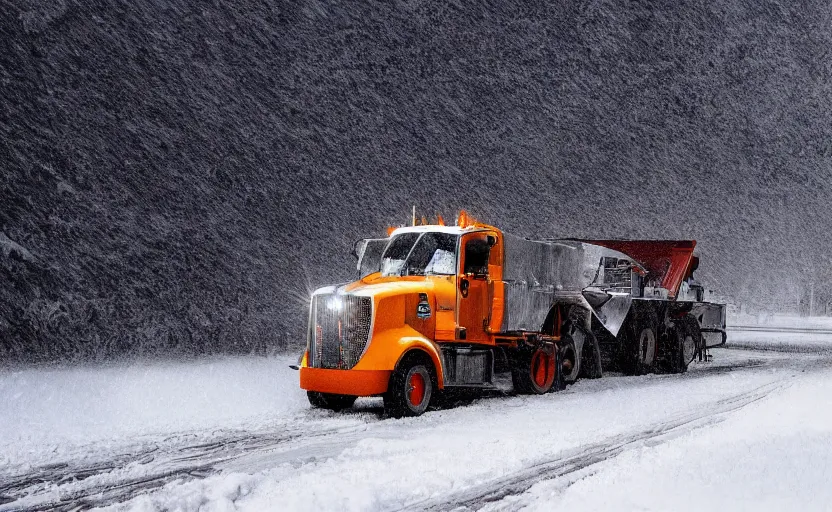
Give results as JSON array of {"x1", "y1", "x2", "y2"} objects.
[{"x1": 296, "y1": 213, "x2": 726, "y2": 417}]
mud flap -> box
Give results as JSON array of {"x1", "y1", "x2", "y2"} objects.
[{"x1": 555, "y1": 345, "x2": 565, "y2": 391}]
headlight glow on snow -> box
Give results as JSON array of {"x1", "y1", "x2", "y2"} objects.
[{"x1": 326, "y1": 297, "x2": 343, "y2": 312}]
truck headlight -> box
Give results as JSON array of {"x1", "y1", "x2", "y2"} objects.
[{"x1": 326, "y1": 296, "x2": 343, "y2": 311}]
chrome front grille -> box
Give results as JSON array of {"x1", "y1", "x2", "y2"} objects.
[{"x1": 309, "y1": 294, "x2": 372, "y2": 369}]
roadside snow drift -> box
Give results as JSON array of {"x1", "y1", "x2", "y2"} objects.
[{"x1": 0, "y1": 356, "x2": 304, "y2": 471}]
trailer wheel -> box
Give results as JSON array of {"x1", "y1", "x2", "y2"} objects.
[
  {"x1": 384, "y1": 358, "x2": 434, "y2": 418},
  {"x1": 662, "y1": 323, "x2": 688, "y2": 374},
  {"x1": 307, "y1": 391, "x2": 357, "y2": 411},
  {"x1": 681, "y1": 315, "x2": 702, "y2": 364},
  {"x1": 681, "y1": 331, "x2": 696, "y2": 369},
  {"x1": 579, "y1": 328, "x2": 603, "y2": 379},
  {"x1": 512, "y1": 346, "x2": 556, "y2": 394},
  {"x1": 621, "y1": 314, "x2": 658, "y2": 375}
]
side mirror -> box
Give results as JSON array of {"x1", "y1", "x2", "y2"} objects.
[
  {"x1": 351, "y1": 239, "x2": 366, "y2": 260},
  {"x1": 460, "y1": 278, "x2": 470, "y2": 298}
]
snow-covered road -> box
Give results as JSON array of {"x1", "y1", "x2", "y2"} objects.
[{"x1": 2, "y1": 331, "x2": 831, "y2": 511}]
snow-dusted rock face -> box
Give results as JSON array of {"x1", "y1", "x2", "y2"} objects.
[
  {"x1": 0, "y1": 233, "x2": 36, "y2": 263},
  {"x1": 3, "y1": 1, "x2": 832, "y2": 361}
]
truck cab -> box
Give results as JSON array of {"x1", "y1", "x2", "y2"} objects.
[{"x1": 300, "y1": 222, "x2": 508, "y2": 417}]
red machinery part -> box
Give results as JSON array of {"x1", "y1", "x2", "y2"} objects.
[{"x1": 579, "y1": 240, "x2": 697, "y2": 298}]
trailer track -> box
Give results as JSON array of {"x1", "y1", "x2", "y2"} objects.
[
  {"x1": 0, "y1": 421, "x2": 370, "y2": 512},
  {"x1": 399, "y1": 380, "x2": 787, "y2": 512}
]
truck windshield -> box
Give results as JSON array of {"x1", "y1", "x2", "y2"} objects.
[
  {"x1": 406, "y1": 233, "x2": 458, "y2": 276},
  {"x1": 380, "y1": 233, "x2": 420, "y2": 276},
  {"x1": 380, "y1": 232, "x2": 459, "y2": 277}
]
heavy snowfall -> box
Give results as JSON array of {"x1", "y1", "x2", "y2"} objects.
[{"x1": 2, "y1": 320, "x2": 831, "y2": 511}]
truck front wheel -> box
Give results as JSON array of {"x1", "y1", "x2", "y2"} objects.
[
  {"x1": 307, "y1": 391, "x2": 357, "y2": 411},
  {"x1": 384, "y1": 359, "x2": 434, "y2": 418}
]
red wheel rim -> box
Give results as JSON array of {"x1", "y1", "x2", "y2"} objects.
[
  {"x1": 409, "y1": 372, "x2": 426, "y2": 406},
  {"x1": 531, "y1": 350, "x2": 554, "y2": 388}
]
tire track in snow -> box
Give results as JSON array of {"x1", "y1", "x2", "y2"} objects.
[
  {"x1": 400, "y1": 380, "x2": 788, "y2": 512},
  {"x1": 0, "y1": 419, "x2": 375, "y2": 512}
]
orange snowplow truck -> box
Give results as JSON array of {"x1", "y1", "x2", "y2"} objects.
[{"x1": 297, "y1": 213, "x2": 726, "y2": 417}]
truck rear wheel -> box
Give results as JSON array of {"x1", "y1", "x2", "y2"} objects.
[
  {"x1": 681, "y1": 315, "x2": 701, "y2": 365},
  {"x1": 560, "y1": 340, "x2": 580, "y2": 384},
  {"x1": 663, "y1": 323, "x2": 687, "y2": 374},
  {"x1": 512, "y1": 346, "x2": 556, "y2": 394},
  {"x1": 560, "y1": 322, "x2": 603, "y2": 383},
  {"x1": 621, "y1": 314, "x2": 658, "y2": 376},
  {"x1": 307, "y1": 391, "x2": 357, "y2": 411},
  {"x1": 384, "y1": 359, "x2": 434, "y2": 418},
  {"x1": 637, "y1": 325, "x2": 657, "y2": 370},
  {"x1": 578, "y1": 327, "x2": 603, "y2": 379},
  {"x1": 663, "y1": 316, "x2": 698, "y2": 374}
]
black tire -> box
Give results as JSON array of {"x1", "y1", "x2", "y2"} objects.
[
  {"x1": 663, "y1": 323, "x2": 687, "y2": 374},
  {"x1": 307, "y1": 391, "x2": 357, "y2": 411},
  {"x1": 559, "y1": 323, "x2": 583, "y2": 385},
  {"x1": 620, "y1": 313, "x2": 658, "y2": 376},
  {"x1": 681, "y1": 315, "x2": 702, "y2": 364},
  {"x1": 662, "y1": 315, "x2": 699, "y2": 374},
  {"x1": 578, "y1": 327, "x2": 603, "y2": 379},
  {"x1": 384, "y1": 360, "x2": 434, "y2": 418},
  {"x1": 511, "y1": 345, "x2": 557, "y2": 394}
]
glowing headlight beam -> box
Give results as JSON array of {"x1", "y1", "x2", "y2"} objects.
[{"x1": 326, "y1": 297, "x2": 343, "y2": 312}]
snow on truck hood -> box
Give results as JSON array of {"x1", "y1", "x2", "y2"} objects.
[
  {"x1": 389, "y1": 225, "x2": 472, "y2": 236},
  {"x1": 313, "y1": 277, "x2": 452, "y2": 299}
]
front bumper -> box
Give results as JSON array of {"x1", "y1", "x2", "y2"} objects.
[{"x1": 300, "y1": 366, "x2": 391, "y2": 396}]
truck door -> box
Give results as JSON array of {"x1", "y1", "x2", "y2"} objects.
[{"x1": 457, "y1": 233, "x2": 493, "y2": 343}]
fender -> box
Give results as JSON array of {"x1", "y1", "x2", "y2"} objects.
[
  {"x1": 353, "y1": 324, "x2": 445, "y2": 389},
  {"x1": 394, "y1": 337, "x2": 446, "y2": 389}
]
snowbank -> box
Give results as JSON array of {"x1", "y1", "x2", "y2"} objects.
[
  {"x1": 728, "y1": 333, "x2": 832, "y2": 353},
  {"x1": 0, "y1": 355, "x2": 305, "y2": 470},
  {"x1": 730, "y1": 313, "x2": 832, "y2": 330},
  {"x1": 726, "y1": 314, "x2": 832, "y2": 352}
]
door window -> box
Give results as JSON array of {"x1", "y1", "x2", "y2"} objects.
[{"x1": 463, "y1": 238, "x2": 491, "y2": 276}]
